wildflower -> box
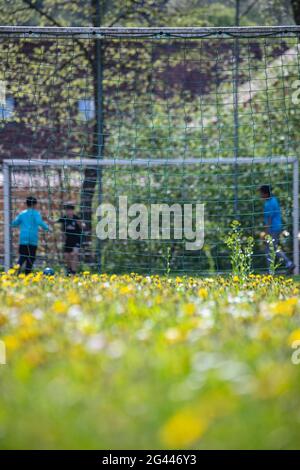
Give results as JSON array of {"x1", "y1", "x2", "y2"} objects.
[
  {"x1": 20, "y1": 313, "x2": 36, "y2": 327},
  {"x1": 0, "y1": 313, "x2": 7, "y2": 327},
  {"x1": 120, "y1": 285, "x2": 133, "y2": 295},
  {"x1": 270, "y1": 298, "x2": 298, "y2": 316},
  {"x1": 67, "y1": 291, "x2": 80, "y2": 304},
  {"x1": 165, "y1": 328, "x2": 184, "y2": 343},
  {"x1": 198, "y1": 288, "x2": 208, "y2": 299},
  {"x1": 86, "y1": 334, "x2": 106, "y2": 353},
  {"x1": 3, "y1": 335, "x2": 20, "y2": 352},
  {"x1": 19, "y1": 326, "x2": 39, "y2": 342},
  {"x1": 52, "y1": 300, "x2": 68, "y2": 315},
  {"x1": 183, "y1": 303, "x2": 196, "y2": 316},
  {"x1": 160, "y1": 407, "x2": 208, "y2": 447},
  {"x1": 288, "y1": 329, "x2": 300, "y2": 346}
]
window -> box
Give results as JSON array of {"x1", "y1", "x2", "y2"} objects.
[
  {"x1": 78, "y1": 99, "x2": 95, "y2": 121},
  {"x1": 0, "y1": 96, "x2": 14, "y2": 120}
]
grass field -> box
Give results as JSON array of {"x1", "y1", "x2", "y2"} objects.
[{"x1": 1, "y1": 269, "x2": 300, "y2": 449}]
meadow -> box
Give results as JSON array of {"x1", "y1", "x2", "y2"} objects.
[{"x1": 1, "y1": 269, "x2": 300, "y2": 449}]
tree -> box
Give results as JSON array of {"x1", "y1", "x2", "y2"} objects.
[{"x1": 291, "y1": 0, "x2": 300, "y2": 23}]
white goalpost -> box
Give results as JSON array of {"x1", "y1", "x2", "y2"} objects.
[{"x1": 2, "y1": 156, "x2": 299, "y2": 274}]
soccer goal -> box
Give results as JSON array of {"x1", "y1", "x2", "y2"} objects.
[
  {"x1": 2, "y1": 156, "x2": 299, "y2": 274},
  {"x1": 0, "y1": 26, "x2": 300, "y2": 274}
]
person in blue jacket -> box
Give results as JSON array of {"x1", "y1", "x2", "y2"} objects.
[
  {"x1": 259, "y1": 185, "x2": 294, "y2": 274},
  {"x1": 12, "y1": 196, "x2": 49, "y2": 274}
]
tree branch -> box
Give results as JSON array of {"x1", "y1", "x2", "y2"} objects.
[
  {"x1": 291, "y1": 0, "x2": 300, "y2": 24},
  {"x1": 22, "y1": 0, "x2": 64, "y2": 27},
  {"x1": 21, "y1": 0, "x2": 92, "y2": 64},
  {"x1": 241, "y1": 0, "x2": 260, "y2": 18}
]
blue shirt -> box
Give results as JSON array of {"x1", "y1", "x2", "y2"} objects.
[
  {"x1": 264, "y1": 196, "x2": 282, "y2": 233},
  {"x1": 12, "y1": 209, "x2": 49, "y2": 246}
]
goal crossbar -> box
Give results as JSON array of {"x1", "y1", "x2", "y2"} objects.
[
  {"x1": 2, "y1": 156, "x2": 298, "y2": 166},
  {"x1": 2, "y1": 157, "x2": 299, "y2": 274},
  {"x1": 1, "y1": 26, "x2": 300, "y2": 38}
]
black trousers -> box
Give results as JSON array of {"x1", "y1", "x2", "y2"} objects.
[{"x1": 18, "y1": 244, "x2": 37, "y2": 274}]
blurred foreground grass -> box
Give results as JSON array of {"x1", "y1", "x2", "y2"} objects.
[{"x1": 1, "y1": 269, "x2": 300, "y2": 449}]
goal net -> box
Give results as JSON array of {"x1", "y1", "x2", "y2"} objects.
[{"x1": 0, "y1": 26, "x2": 299, "y2": 274}]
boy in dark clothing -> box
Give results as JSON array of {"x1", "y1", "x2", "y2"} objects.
[
  {"x1": 54, "y1": 203, "x2": 83, "y2": 274},
  {"x1": 11, "y1": 196, "x2": 49, "y2": 274}
]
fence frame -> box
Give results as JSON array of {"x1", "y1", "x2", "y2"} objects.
[
  {"x1": 2, "y1": 156, "x2": 299, "y2": 274},
  {"x1": 1, "y1": 26, "x2": 300, "y2": 273},
  {"x1": 1, "y1": 26, "x2": 300, "y2": 37}
]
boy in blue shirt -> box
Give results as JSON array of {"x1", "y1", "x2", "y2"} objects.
[
  {"x1": 259, "y1": 185, "x2": 294, "y2": 274},
  {"x1": 12, "y1": 196, "x2": 49, "y2": 274}
]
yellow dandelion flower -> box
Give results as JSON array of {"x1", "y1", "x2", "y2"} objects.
[
  {"x1": 271, "y1": 298, "x2": 298, "y2": 316},
  {"x1": 160, "y1": 407, "x2": 208, "y2": 448},
  {"x1": 53, "y1": 300, "x2": 68, "y2": 315},
  {"x1": 67, "y1": 290, "x2": 80, "y2": 304},
  {"x1": 198, "y1": 288, "x2": 208, "y2": 300},
  {"x1": 20, "y1": 313, "x2": 36, "y2": 327},
  {"x1": 120, "y1": 285, "x2": 133, "y2": 295},
  {"x1": 288, "y1": 329, "x2": 300, "y2": 346},
  {"x1": 19, "y1": 326, "x2": 39, "y2": 342},
  {"x1": 0, "y1": 313, "x2": 7, "y2": 327},
  {"x1": 183, "y1": 303, "x2": 196, "y2": 316},
  {"x1": 3, "y1": 335, "x2": 20, "y2": 352}
]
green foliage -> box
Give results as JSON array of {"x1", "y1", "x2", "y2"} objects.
[
  {"x1": 265, "y1": 234, "x2": 282, "y2": 275},
  {"x1": 0, "y1": 1, "x2": 295, "y2": 29},
  {"x1": 168, "y1": 3, "x2": 237, "y2": 27},
  {"x1": 225, "y1": 220, "x2": 254, "y2": 278}
]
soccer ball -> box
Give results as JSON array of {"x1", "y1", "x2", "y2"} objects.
[{"x1": 43, "y1": 267, "x2": 55, "y2": 276}]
